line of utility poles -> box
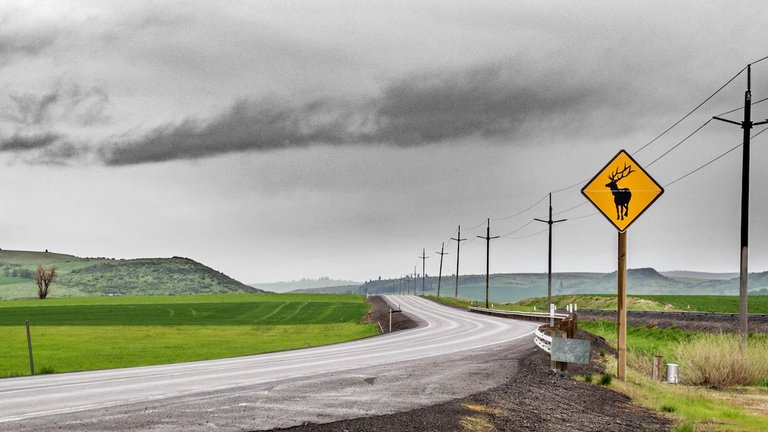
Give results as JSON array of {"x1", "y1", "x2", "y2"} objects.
[
  {"x1": 534, "y1": 193, "x2": 567, "y2": 314},
  {"x1": 477, "y1": 218, "x2": 499, "y2": 308},
  {"x1": 713, "y1": 63, "x2": 768, "y2": 351},
  {"x1": 451, "y1": 225, "x2": 467, "y2": 298},
  {"x1": 435, "y1": 242, "x2": 449, "y2": 298}
]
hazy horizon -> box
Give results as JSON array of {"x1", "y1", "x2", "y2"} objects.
[{"x1": 2, "y1": 1, "x2": 768, "y2": 283}]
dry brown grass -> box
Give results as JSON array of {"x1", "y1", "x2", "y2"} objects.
[{"x1": 676, "y1": 333, "x2": 768, "y2": 387}]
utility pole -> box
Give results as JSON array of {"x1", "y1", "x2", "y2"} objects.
[
  {"x1": 450, "y1": 225, "x2": 467, "y2": 298},
  {"x1": 477, "y1": 218, "x2": 500, "y2": 308},
  {"x1": 713, "y1": 63, "x2": 768, "y2": 351},
  {"x1": 534, "y1": 193, "x2": 567, "y2": 316},
  {"x1": 418, "y1": 249, "x2": 429, "y2": 296},
  {"x1": 413, "y1": 267, "x2": 418, "y2": 295},
  {"x1": 435, "y1": 243, "x2": 449, "y2": 298}
]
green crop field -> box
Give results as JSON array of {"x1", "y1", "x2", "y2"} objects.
[
  {"x1": 0, "y1": 293, "x2": 377, "y2": 377},
  {"x1": 440, "y1": 294, "x2": 768, "y2": 314}
]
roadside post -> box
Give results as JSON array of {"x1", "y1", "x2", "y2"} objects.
[
  {"x1": 25, "y1": 320, "x2": 35, "y2": 375},
  {"x1": 582, "y1": 150, "x2": 663, "y2": 381}
]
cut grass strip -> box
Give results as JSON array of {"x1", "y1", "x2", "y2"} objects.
[{"x1": 0, "y1": 323, "x2": 378, "y2": 377}]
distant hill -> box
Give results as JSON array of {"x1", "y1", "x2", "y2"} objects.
[
  {"x1": 287, "y1": 285, "x2": 361, "y2": 294},
  {"x1": 0, "y1": 249, "x2": 262, "y2": 299},
  {"x1": 294, "y1": 268, "x2": 768, "y2": 303},
  {"x1": 661, "y1": 271, "x2": 739, "y2": 281},
  {"x1": 250, "y1": 277, "x2": 361, "y2": 293}
]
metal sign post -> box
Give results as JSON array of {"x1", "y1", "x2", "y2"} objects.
[{"x1": 582, "y1": 149, "x2": 663, "y2": 381}]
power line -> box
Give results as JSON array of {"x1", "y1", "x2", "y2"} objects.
[
  {"x1": 498, "y1": 219, "x2": 535, "y2": 238},
  {"x1": 553, "y1": 201, "x2": 588, "y2": 217},
  {"x1": 633, "y1": 66, "x2": 747, "y2": 155},
  {"x1": 491, "y1": 194, "x2": 548, "y2": 221},
  {"x1": 646, "y1": 119, "x2": 713, "y2": 167},
  {"x1": 717, "y1": 95, "x2": 768, "y2": 117},
  {"x1": 664, "y1": 125, "x2": 768, "y2": 188}
]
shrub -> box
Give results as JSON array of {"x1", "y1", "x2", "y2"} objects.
[
  {"x1": 660, "y1": 404, "x2": 676, "y2": 413},
  {"x1": 675, "y1": 333, "x2": 768, "y2": 387},
  {"x1": 38, "y1": 365, "x2": 55, "y2": 375},
  {"x1": 584, "y1": 372, "x2": 593, "y2": 383},
  {"x1": 599, "y1": 373, "x2": 612, "y2": 385}
]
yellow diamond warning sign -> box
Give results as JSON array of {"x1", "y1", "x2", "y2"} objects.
[{"x1": 581, "y1": 150, "x2": 663, "y2": 232}]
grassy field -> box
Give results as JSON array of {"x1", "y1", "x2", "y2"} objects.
[
  {"x1": 427, "y1": 293, "x2": 768, "y2": 314},
  {"x1": 581, "y1": 321, "x2": 768, "y2": 431},
  {"x1": 0, "y1": 293, "x2": 377, "y2": 377}
]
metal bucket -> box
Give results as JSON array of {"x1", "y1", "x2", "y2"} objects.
[{"x1": 666, "y1": 363, "x2": 679, "y2": 384}]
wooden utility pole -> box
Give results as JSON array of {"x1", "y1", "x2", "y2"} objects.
[
  {"x1": 534, "y1": 193, "x2": 567, "y2": 314},
  {"x1": 617, "y1": 230, "x2": 628, "y2": 381},
  {"x1": 450, "y1": 225, "x2": 467, "y2": 298},
  {"x1": 713, "y1": 64, "x2": 768, "y2": 351},
  {"x1": 418, "y1": 249, "x2": 429, "y2": 295},
  {"x1": 435, "y1": 243, "x2": 449, "y2": 298},
  {"x1": 477, "y1": 218, "x2": 500, "y2": 308}
]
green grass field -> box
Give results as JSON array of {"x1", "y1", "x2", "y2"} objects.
[
  {"x1": 0, "y1": 294, "x2": 377, "y2": 377},
  {"x1": 429, "y1": 293, "x2": 768, "y2": 314}
]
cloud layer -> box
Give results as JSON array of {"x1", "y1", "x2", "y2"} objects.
[{"x1": 99, "y1": 63, "x2": 609, "y2": 165}]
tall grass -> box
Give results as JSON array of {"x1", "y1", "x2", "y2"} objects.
[{"x1": 676, "y1": 333, "x2": 768, "y2": 387}]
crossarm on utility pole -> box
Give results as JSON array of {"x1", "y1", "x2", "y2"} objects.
[
  {"x1": 477, "y1": 218, "x2": 499, "y2": 309},
  {"x1": 450, "y1": 225, "x2": 467, "y2": 298},
  {"x1": 534, "y1": 193, "x2": 568, "y2": 313}
]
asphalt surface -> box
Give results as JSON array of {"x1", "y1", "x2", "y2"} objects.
[{"x1": 0, "y1": 295, "x2": 539, "y2": 431}]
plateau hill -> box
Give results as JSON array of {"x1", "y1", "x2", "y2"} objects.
[{"x1": 0, "y1": 249, "x2": 262, "y2": 299}]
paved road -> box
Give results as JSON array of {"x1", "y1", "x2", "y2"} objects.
[{"x1": 0, "y1": 295, "x2": 539, "y2": 431}]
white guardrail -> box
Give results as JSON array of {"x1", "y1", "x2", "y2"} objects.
[{"x1": 534, "y1": 328, "x2": 552, "y2": 353}]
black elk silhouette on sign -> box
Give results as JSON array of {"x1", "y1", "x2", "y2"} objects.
[{"x1": 605, "y1": 163, "x2": 634, "y2": 220}]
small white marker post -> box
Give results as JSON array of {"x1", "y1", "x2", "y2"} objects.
[{"x1": 549, "y1": 304, "x2": 555, "y2": 327}]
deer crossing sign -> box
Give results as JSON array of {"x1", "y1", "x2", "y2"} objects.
[{"x1": 581, "y1": 150, "x2": 663, "y2": 232}]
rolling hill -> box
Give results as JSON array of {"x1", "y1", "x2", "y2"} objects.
[
  {"x1": 295, "y1": 268, "x2": 768, "y2": 303},
  {"x1": 0, "y1": 249, "x2": 262, "y2": 299},
  {"x1": 250, "y1": 277, "x2": 361, "y2": 293}
]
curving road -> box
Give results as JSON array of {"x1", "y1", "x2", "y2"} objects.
[{"x1": 0, "y1": 295, "x2": 539, "y2": 431}]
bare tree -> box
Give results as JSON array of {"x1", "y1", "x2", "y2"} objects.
[{"x1": 34, "y1": 265, "x2": 57, "y2": 299}]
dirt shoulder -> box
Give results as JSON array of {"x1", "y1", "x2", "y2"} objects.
[
  {"x1": 363, "y1": 295, "x2": 420, "y2": 332},
  {"x1": 578, "y1": 309, "x2": 768, "y2": 334},
  {"x1": 275, "y1": 297, "x2": 671, "y2": 432}
]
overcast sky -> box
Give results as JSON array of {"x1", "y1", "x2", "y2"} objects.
[{"x1": 2, "y1": 1, "x2": 768, "y2": 285}]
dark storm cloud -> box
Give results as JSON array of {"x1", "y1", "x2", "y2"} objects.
[
  {"x1": 4, "y1": 83, "x2": 110, "y2": 126},
  {"x1": 0, "y1": 33, "x2": 55, "y2": 64},
  {"x1": 0, "y1": 132, "x2": 62, "y2": 151},
  {"x1": 371, "y1": 65, "x2": 597, "y2": 145},
  {"x1": 99, "y1": 64, "x2": 609, "y2": 165}
]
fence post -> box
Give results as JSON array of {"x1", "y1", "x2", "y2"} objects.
[
  {"x1": 652, "y1": 355, "x2": 663, "y2": 381},
  {"x1": 25, "y1": 320, "x2": 35, "y2": 376}
]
